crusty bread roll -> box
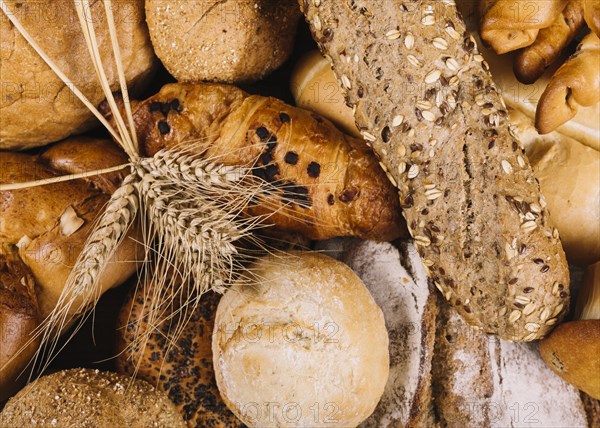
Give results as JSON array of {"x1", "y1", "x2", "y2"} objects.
[
  {"x1": 291, "y1": 50, "x2": 361, "y2": 138},
  {"x1": 0, "y1": 0, "x2": 154, "y2": 149},
  {"x1": 508, "y1": 108, "x2": 600, "y2": 266},
  {"x1": 116, "y1": 284, "x2": 242, "y2": 428},
  {"x1": 212, "y1": 251, "x2": 389, "y2": 427},
  {"x1": 0, "y1": 368, "x2": 186, "y2": 427},
  {"x1": 0, "y1": 137, "x2": 142, "y2": 319},
  {"x1": 540, "y1": 320, "x2": 600, "y2": 399},
  {"x1": 0, "y1": 248, "x2": 39, "y2": 402},
  {"x1": 145, "y1": 0, "x2": 301, "y2": 83}
]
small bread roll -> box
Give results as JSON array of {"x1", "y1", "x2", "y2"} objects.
[
  {"x1": 212, "y1": 251, "x2": 389, "y2": 427},
  {"x1": 291, "y1": 51, "x2": 360, "y2": 138},
  {"x1": 540, "y1": 320, "x2": 600, "y2": 399},
  {"x1": 0, "y1": 368, "x2": 186, "y2": 427},
  {"x1": 146, "y1": 0, "x2": 301, "y2": 83}
]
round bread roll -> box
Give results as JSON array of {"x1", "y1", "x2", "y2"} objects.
[
  {"x1": 0, "y1": 249, "x2": 39, "y2": 402},
  {"x1": 212, "y1": 251, "x2": 389, "y2": 428},
  {"x1": 539, "y1": 320, "x2": 600, "y2": 399},
  {"x1": 116, "y1": 283, "x2": 243, "y2": 428},
  {"x1": 146, "y1": 0, "x2": 301, "y2": 84},
  {"x1": 0, "y1": 0, "x2": 155, "y2": 149},
  {"x1": 291, "y1": 50, "x2": 360, "y2": 138},
  {"x1": 0, "y1": 368, "x2": 186, "y2": 427}
]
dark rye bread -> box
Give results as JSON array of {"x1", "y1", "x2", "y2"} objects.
[{"x1": 300, "y1": 0, "x2": 569, "y2": 341}]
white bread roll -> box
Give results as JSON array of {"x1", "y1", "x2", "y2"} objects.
[
  {"x1": 212, "y1": 251, "x2": 389, "y2": 427},
  {"x1": 508, "y1": 108, "x2": 600, "y2": 265}
]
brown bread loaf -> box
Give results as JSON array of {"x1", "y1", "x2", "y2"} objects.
[
  {"x1": 300, "y1": 0, "x2": 570, "y2": 341},
  {"x1": 0, "y1": 137, "x2": 141, "y2": 319},
  {"x1": 103, "y1": 82, "x2": 406, "y2": 241},
  {"x1": 115, "y1": 284, "x2": 242, "y2": 428}
]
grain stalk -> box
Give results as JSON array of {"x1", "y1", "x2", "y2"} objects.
[{"x1": 0, "y1": 0, "x2": 275, "y2": 375}]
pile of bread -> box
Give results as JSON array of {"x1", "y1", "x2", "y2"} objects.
[{"x1": 0, "y1": 0, "x2": 599, "y2": 427}]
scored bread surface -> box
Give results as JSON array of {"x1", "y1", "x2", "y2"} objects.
[{"x1": 301, "y1": 0, "x2": 570, "y2": 341}]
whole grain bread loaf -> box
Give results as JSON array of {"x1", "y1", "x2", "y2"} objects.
[{"x1": 300, "y1": 0, "x2": 570, "y2": 341}]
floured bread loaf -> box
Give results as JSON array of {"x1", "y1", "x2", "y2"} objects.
[
  {"x1": 0, "y1": 0, "x2": 155, "y2": 149},
  {"x1": 432, "y1": 300, "x2": 588, "y2": 427}
]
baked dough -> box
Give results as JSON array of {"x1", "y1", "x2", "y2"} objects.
[{"x1": 212, "y1": 251, "x2": 389, "y2": 427}]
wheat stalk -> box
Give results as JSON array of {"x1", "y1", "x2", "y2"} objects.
[{"x1": 0, "y1": 0, "x2": 284, "y2": 377}]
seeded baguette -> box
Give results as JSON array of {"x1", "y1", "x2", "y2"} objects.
[{"x1": 300, "y1": 0, "x2": 569, "y2": 341}]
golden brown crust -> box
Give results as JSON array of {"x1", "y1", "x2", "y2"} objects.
[
  {"x1": 115, "y1": 284, "x2": 242, "y2": 428},
  {"x1": 108, "y1": 82, "x2": 406, "y2": 241},
  {"x1": 585, "y1": 0, "x2": 600, "y2": 36},
  {"x1": 539, "y1": 320, "x2": 600, "y2": 399},
  {"x1": 514, "y1": 0, "x2": 586, "y2": 84},
  {"x1": 0, "y1": 248, "x2": 39, "y2": 402},
  {"x1": 536, "y1": 32, "x2": 600, "y2": 134},
  {"x1": 0, "y1": 0, "x2": 155, "y2": 149},
  {"x1": 480, "y1": 0, "x2": 568, "y2": 54}
]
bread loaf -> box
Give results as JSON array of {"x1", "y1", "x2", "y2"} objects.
[
  {"x1": 0, "y1": 248, "x2": 39, "y2": 402},
  {"x1": 212, "y1": 251, "x2": 389, "y2": 427},
  {"x1": 433, "y1": 300, "x2": 589, "y2": 426},
  {"x1": 103, "y1": 82, "x2": 406, "y2": 241},
  {"x1": 0, "y1": 0, "x2": 154, "y2": 149},
  {"x1": 145, "y1": 0, "x2": 301, "y2": 83},
  {"x1": 0, "y1": 368, "x2": 186, "y2": 427},
  {"x1": 0, "y1": 137, "x2": 141, "y2": 319},
  {"x1": 116, "y1": 284, "x2": 242, "y2": 428},
  {"x1": 301, "y1": 0, "x2": 569, "y2": 341}
]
